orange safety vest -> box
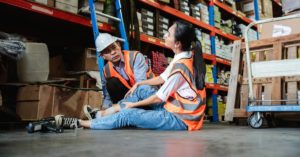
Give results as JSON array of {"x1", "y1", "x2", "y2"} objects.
[
  {"x1": 163, "y1": 57, "x2": 206, "y2": 131},
  {"x1": 103, "y1": 50, "x2": 155, "y2": 89}
]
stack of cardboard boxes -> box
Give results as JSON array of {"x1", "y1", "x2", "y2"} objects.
[
  {"x1": 157, "y1": 15, "x2": 169, "y2": 39},
  {"x1": 179, "y1": 0, "x2": 190, "y2": 16},
  {"x1": 16, "y1": 85, "x2": 102, "y2": 120},
  {"x1": 196, "y1": 29, "x2": 211, "y2": 55},
  {"x1": 214, "y1": 6, "x2": 222, "y2": 29},
  {"x1": 238, "y1": 0, "x2": 273, "y2": 21},
  {"x1": 221, "y1": 19, "x2": 233, "y2": 34},
  {"x1": 190, "y1": 5, "x2": 201, "y2": 21},
  {"x1": 215, "y1": 37, "x2": 233, "y2": 61},
  {"x1": 202, "y1": 32, "x2": 212, "y2": 55},
  {"x1": 79, "y1": 0, "x2": 107, "y2": 23},
  {"x1": 141, "y1": 9, "x2": 155, "y2": 37},
  {"x1": 197, "y1": 3, "x2": 209, "y2": 24},
  {"x1": 30, "y1": 0, "x2": 55, "y2": 7},
  {"x1": 55, "y1": 0, "x2": 79, "y2": 14}
]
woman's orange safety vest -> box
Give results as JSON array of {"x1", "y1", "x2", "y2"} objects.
[
  {"x1": 103, "y1": 50, "x2": 154, "y2": 89},
  {"x1": 164, "y1": 57, "x2": 206, "y2": 131}
]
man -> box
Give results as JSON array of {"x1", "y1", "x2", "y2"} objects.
[{"x1": 94, "y1": 33, "x2": 154, "y2": 110}]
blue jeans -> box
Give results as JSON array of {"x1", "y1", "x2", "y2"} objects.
[{"x1": 90, "y1": 85, "x2": 187, "y2": 130}]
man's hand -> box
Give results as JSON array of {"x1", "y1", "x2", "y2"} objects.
[{"x1": 124, "y1": 83, "x2": 139, "y2": 98}]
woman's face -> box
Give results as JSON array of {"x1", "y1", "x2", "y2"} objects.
[{"x1": 163, "y1": 23, "x2": 177, "y2": 50}]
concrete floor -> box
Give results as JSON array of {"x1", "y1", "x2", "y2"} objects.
[{"x1": 0, "y1": 123, "x2": 299, "y2": 157}]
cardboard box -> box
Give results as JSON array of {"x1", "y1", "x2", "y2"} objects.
[
  {"x1": 141, "y1": 9, "x2": 154, "y2": 17},
  {"x1": 83, "y1": 48, "x2": 98, "y2": 71},
  {"x1": 16, "y1": 85, "x2": 103, "y2": 120},
  {"x1": 258, "y1": 17, "x2": 300, "y2": 39},
  {"x1": 16, "y1": 85, "x2": 55, "y2": 121},
  {"x1": 56, "y1": 0, "x2": 78, "y2": 7},
  {"x1": 80, "y1": 0, "x2": 104, "y2": 11},
  {"x1": 142, "y1": 17, "x2": 154, "y2": 24},
  {"x1": 53, "y1": 88, "x2": 102, "y2": 119},
  {"x1": 143, "y1": 29, "x2": 154, "y2": 36},
  {"x1": 142, "y1": 23, "x2": 154, "y2": 30},
  {"x1": 76, "y1": 48, "x2": 99, "y2": 71},
  {"x1": 159, "y1": 16, "x2": 169, "y2": 24},
  {"x1": 55, "y1": 2, "x2": 78, "y2": 14},
  {"x1": 49, "y1": 55, "x2": 65, "y2": 79},
  {"x1": 30, "y1": 0, "x2": 55, "y2": 7}
]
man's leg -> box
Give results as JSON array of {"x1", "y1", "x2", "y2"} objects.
[
  {"x1": 86, "y1": 108, "x2": 187, "y2": 130},
  {"x1": 106, "y1": 77, "x2": 129, "y2": 104}
]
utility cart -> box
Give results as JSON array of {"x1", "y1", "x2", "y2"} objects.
[{"x1": 243, "y1": 14, "x2": 300, "y2": 128}]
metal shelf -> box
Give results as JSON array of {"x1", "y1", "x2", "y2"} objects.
[
  {"x1": 216, "y1": 84, "x2": 228, "y2": 92},
  {"x1": 213, "y1": 0, "x2": 256, "y2": 27},
  {"x1": 0, "y1": 0, "x2": 114, "y2": 32},
  {"x1": 216, "y1": 57, "x2": 231, "y2": 66},
  {"x1": 140, "y1": 33, "x2": 168, "y2": 49},
  {"x1": 139, "y1": 0, "x2": 240, "y2": 41}
]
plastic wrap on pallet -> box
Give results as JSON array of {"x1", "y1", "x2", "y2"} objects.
[
  {"x1": 0, "y1": 32, "x2": 26, "y2": 60},
  {"x1": 282, "y1": 0, "x2": 300, "y2": 14}
]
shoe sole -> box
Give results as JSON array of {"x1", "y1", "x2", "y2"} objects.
[{"x1": 83, "y1": 105, "x2": 92, "y2": 120}]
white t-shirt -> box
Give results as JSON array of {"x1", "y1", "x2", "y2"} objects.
[{"x1": 156, "y1": 51, "x2": 197, "y2": 101}]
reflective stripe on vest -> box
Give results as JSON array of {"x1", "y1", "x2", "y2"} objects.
[{"x1": 164, "y1": 57, "x2": 206, "y2": 131}]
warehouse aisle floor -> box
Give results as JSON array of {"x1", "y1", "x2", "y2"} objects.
[{"x1": 0, "y1": 123, "x2": 299, "y2": 157}]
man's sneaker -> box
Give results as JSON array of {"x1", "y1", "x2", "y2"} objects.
[
  {"x1": 55, "y1": 115, "x2": 79, "y2": 129},
  {"x1": 83, "y1": 105, "x2": 99, "y2": 120}
]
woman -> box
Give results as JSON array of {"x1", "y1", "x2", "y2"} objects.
[{"x1": 57, "y1": 20, "x2": 206, "y2": 131}]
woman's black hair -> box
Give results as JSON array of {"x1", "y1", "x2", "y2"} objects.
[{"x1": 174, "y1": 20, "x2": 206, "y2": 90}]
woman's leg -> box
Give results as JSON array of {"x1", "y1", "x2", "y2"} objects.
[
  {"x1": 94, "y1": 85, "x2": 159, "y2": 119},
  {"x1": 79, "y1": 119, "x2": 91, "y2": 128},
  {"x1": 88, "y1": 108, "x2": 187, "y2": 130},
  {"x1": 117, "y1": 85, "x2": 158, "y2": 109}
]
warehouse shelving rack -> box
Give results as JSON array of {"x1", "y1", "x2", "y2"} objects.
[{"x1": 0, "y1": 0, "x2": 273, "y2": 122}]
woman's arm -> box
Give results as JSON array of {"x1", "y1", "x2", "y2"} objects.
[
  {"x1": 125, "y1": 76, "x2": 164, "y2": 97},
  {"x1": 124, "y1": 94, "x2": 162, "y2": 108},
  {"x1": 138, "y1": 76, "x2": 165, "y2": 86}
]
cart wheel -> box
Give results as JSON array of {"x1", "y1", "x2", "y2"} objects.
[{"x1": 248, "y1": 112, "x2": 263, "y2": 129}]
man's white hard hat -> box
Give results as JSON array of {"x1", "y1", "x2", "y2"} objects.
[{"x1": 95, "y1": 33, "x2": 117, "y2": 52}]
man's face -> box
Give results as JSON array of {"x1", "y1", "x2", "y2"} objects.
[{"x1": 100, "y1": 42, "x2": 122, "y2": 63}]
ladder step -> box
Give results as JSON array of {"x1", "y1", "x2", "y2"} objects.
[
  {"x1": 95, "y1": 11, "x2": 121, "y2": 22},
  {"x1": 115, "y1": 37, "x2": 125, "y2": 42},
  {"x1": 79, "y1": 6, "x2": 121, "y2": 22}
]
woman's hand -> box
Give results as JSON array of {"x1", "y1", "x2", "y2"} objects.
[
  {"x1": 123, "y1": 102, "x2": 136, "y2": 109},
  {"x1": 124, "y1": 83, "x2": 139, "y2": 98}
]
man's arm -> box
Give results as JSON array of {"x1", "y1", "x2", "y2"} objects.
[
  {"x1": 101, "y1": 74, "x2": 113, "y2": 109},
  {"x1": 133, "y1": 52, "x2": 148, "y2": 83}
]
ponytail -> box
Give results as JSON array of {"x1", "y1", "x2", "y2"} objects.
[
  {"x1": 173, "y1": 20, "x2": 206, "y2": 90},
  {"x1": 192, "y1": 40, "x2": 206, "y2": 90}
]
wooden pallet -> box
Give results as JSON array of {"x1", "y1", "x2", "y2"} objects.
[{"x1": 225, "y1": 33, "x2": 300, "y2": 121}]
